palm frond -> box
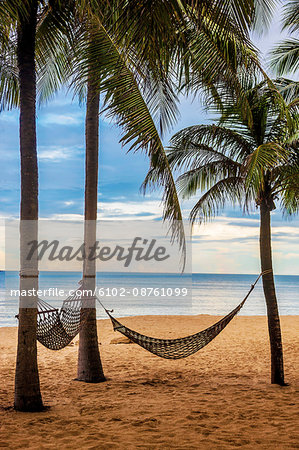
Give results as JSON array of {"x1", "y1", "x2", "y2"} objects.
[
  {"x1": 0, "y1": 37, "x2": 19, "y2": 111},
  {"x1": 269, "y1": 39, "x2": 299, "y2": 75},
  {"x1": 181, "y1": 15, "x2": 260, "y2": 126},
  {"x1": 251, "y1": 0, "x2": 277, "y2": 34},
  {"x1": 176, "y1": 158, "x2": 242, "y2": 199},
  {"x1": 142, "y1": 71, "x2": 179, "y2": 138},
  {"x1": 273, "y1": 78, "x2": 299, "y2": 103},
  {"x1": 72, "y1": 18, "x2": 186, "y2": 260},
  {"x1": 276, "y1": 149, "x2": 299, "y2": 215},
  {"x1": 244, "y1": 143, "x2": 290, "y2": 191},
  {"x1": 281, "y1": 0, "x2": 299, "y2": 33},
  {"x1": 35, "y1": 1, "x2": 78, "y2": 104},
  {"x1": 168, "y1": 142, "x2": 238, "y2": 172},
  {"x1": 189, "y1": 176, "x2": 245, "y2": 223},
  {"x1": 170, "y1": 124, "x2": 254, "y2": 164},
  {"x1": 0, "y1": 0, "x2": 30, "y2": 22}
]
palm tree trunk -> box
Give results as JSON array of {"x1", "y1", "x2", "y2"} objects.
[
  {"x1": 77, "y1": 75, "x2": 105, "y2": 382},
  {"x1": 14, "y1": 0, "x2": 44, "y2": 411},
  {"x1": 260, "y1": 200, "x2": 285, "y2": 385}
]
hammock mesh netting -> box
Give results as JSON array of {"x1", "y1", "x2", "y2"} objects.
[
  {"x1": 33, "y1": 277, "x2": 259, "y2": 355},
  {"x1": 36, "y1": 292, "x2": 88, "y2": 350},
  {"x1": 106, "y1": 298, "x2": 246, "y2": 359}
]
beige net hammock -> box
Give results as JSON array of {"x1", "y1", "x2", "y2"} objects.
[{"x1": 36, "y1": 290, "x2": 88, "y2": 350}]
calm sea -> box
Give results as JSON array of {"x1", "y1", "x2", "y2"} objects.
[{"x1": 0, "y1": 271, "x2": 298, "y2": 326}]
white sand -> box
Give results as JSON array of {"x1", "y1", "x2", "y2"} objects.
[{"x1": 0, "y1": 315, "x2": 298, "y2": 449}]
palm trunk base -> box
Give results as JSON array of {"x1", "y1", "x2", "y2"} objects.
[
  {"x1": 14, "y1": 308, "x2": 44, "y2": 412},
  {"x1": 77, "y1": 308, "x2": 106, "y2": 383},
  {"x1": 14, "y1": 396, "x2": 45, "y2": 412}
]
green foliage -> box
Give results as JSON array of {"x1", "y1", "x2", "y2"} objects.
[
  {"x1": 281, "y1": 0, "x2": 299, "y2": 33},
  {"x1": 269, "y1": 1, "x2": 299, "y2": 75},
  {"x1": 168, "y1": 79, "x2": 299, "y2": 223},
  {"x1": 270, "y1": 39, "x2": 299, "y2": 75}
]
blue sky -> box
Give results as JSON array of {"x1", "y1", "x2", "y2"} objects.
[{"x1": 0, "y1": 5, "x2": 298, "y2": 274}]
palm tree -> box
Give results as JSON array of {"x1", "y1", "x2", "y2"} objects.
[
  {"x1": 4, "y1": 0, "x2": 44, "y2": 411},
  {"x1": 269, "y1": 1, "x2": 299, "y2": 75},
  {"x1": 168, "y1": 80, "x2": 298, "y2": 385},
  {"x1": 76, "y1": 26, "x2": 106, "y2": 382}
]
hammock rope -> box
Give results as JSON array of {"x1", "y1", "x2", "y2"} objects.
[
  {"x1": 17, "y1": 271, "x2": 269, "y2": 354},
  {"x1": 98, "y1": 271, "x2": 268, "y2": 359}
]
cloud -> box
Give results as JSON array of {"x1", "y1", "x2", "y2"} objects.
[
  {"x1": 39, "y1": 146, "x2": 83, "y2": 161},
  {"x1": 227, "y1": 219, "x2": 259, "y2": 228},
  {"x1": 38, "y1": 113, "x2": 84, "y2": 126},
  {"x1": 191, "y1": 216, "x2": 299, "y2": 275},
  {"x1": 0, "y1": 112, "x2": 18, "y2": 124},
  {"x1": 63, "y1": 201, "x2": 75, "y2": 207},
  {"x1": 98, "y1": 200, "x2": 162, "y2": 220},
  {"x1": 46, "y1": 213, "x2": 84, "y2": 222}
]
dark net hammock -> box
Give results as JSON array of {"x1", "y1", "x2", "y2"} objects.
[
  {"x1": 29, "y1": 272, "x2": 266, "y2": 356},
  {"x1": 106, "y1": 298, "x2": 246, "y2": 359}
]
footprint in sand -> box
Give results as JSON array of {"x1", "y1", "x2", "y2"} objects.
[{"x1": 132, "y1": 417, "x2": 159, "y2": 427}]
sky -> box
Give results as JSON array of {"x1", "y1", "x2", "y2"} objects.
[{"x1": 0, "y1": 4, "x2": 298, "y2": 275}]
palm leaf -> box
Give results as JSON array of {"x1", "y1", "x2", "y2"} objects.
[
  {"x1": 0, "y1": 38, "x2": 19, "y2": 111},
  {"x1": 189, "y1": 176, "x2": 245, "y2": 223},
  {"x1": 244, "y1": 143, "x2": 290, "y2": 192},
  {"x1": 72, "y1": 17, "x2": 186, "y2": 260},
  {"x1": 281, "y1": 0, "x2": 299, "y2": 33},
  {"x1": 170, "y1": 124, "x2": 254, "y2": 164},
  {"x1": 269, "y1": 39, "x2": 299, "y2": 75},
  {"x1": 176, "y1": 158, "x2": 242, "y2": 198}
]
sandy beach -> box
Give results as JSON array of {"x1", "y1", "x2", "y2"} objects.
[{"x1": 0, "y1": 315, "x2": 298, "y2": 449}]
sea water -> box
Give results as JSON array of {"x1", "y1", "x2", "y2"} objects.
[{"x1": 0, "y1": 271, "x2": 298, "y2": 326}]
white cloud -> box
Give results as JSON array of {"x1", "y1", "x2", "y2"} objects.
[
  {"x1": 46, "y1": 213, "x2": 84, "y2": 222},
  {"x1": 0, "y1": 112, "x2": 18, "y2": 123},
  {"x1": 1, "y1": 210, "x2": 298, "y2": 274},
  {"x1": 63, "y1": 201, "x2": 75, "y2": 207},
  {"x1": 41, "y1": 207, "x2": 299, "y2": 274},
  {"x1": 39, "y1": 146, "x2": 83, "y2": 161},
  {"x1": 98, "y1": 200, "x2": 162, "y2": 220},
  {"x1": 38, "y1": 113, "x2": 84, "y2": 126},
  {"x1": 191, "y1": 216, "x2": 299, "y2": 275}
]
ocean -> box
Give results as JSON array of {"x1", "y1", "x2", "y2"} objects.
[{"x1": 0, "y1": 271, "x2": 298, "y2": 327}]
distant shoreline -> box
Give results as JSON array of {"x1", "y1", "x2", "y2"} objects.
[
  {"x1": 1, "y1": 314, "x2": 299, "y2": 330},
  {"x1": 2, "y1": 272, "x2": 299, "y2": 325},
  {"x1": 1, "y1": 270, "x2": 299, "y2": 276}
]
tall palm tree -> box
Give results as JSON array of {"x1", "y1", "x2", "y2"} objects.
[
  {"x1": 2, "y1": 0, "x2": 44, "y2": 411},
  {"x1": 269, "y1": 0, "x2": 299, "y2": 75},
  {"x1": 168, "y1": 80, "x2": 298, "y2": 385},
  {"x1": 76, "y1": 76, "x2": 105, "y2": 382},
  {"x1": 77, "y1": 25, "x2": 105, "y2": 382}
]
